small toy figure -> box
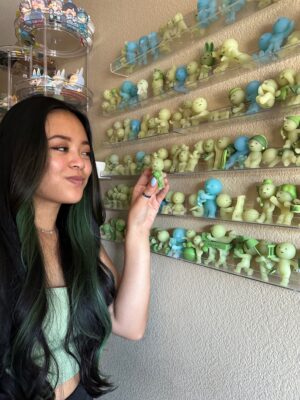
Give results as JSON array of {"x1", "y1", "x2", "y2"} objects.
[
  {"x1": 173, "y1": 13, "x2": 188, "y2": 38},
  {"x1": 148, "y1": 32, "x2": 159, "y2": 61},
  {"x1": 128, "y1": 119, "x2": 141, "y2": 140},
  {"x1": 137, "y1": 79, "x2": 148, "y2": 101},
  {"x1": 135, "y1": 151, "x2": 146, "y2": 173},
  {"x1": 255, "y1": 240, "x2": 276, "y2": 282},
  {"x1": 202, "y1": 224, "x2": 236, "y2": 268},
  {"x1": 256, "y1": 79, "x2": 278, "y2": 109},
  {"x1": 52, "y1": 69, "x2": 65, "y2": 95},
  {"x1": 188, "y1": 193, "x2": 204, "y2": 217},
  {"x1": 242, "y1": 208, "x2": 260, "y2": 223},
  {"x1": 280, "y1": 115, "x2": 300, "y2": 150},
  {"x1": 151, "y1": 230, "x2": 170, "y2": 254},
  {"x1": 270, "y1": 184, "x2": 298, "y2": 225},
  {"x1": 261, "y1": 148, "x2": 281, "y2": 168},
  {"x1": 229, "y1": 87, "x2": 246, "y2": 116},
  {"x1": 275, "y1": 68, "x2": 296, "y2": 102},
  {"x1": 125, "y1": 41, "x2": 139, "y2": 69},
  {"x1": 165, "y1": 65, "x2": 177, "y2": 91},
  {"x1": 189, "y1": 97, "x2": 210, "y2": 126},
  {"x1": 257, "y1": 17, "x2": 295, "y2": 55},
  {"x1": 155, "y1": 108, "x2": 171, "y2": 135},
  {"x1": 256, "y1": 179, "x2": 276, "y2": 224},
  {"x1": 199, "y1": 42, "x2": 216, "y2": 80},
  {"x1": 167, "y1": 228, "x2": 187, "y2": 259},
  {"x1": 213, "y1": 136, "x2": 231, "y2": 169},
  {"x1": 186, "y1": 61, "x2": 199, "y2": 87},
  {"x1": 160, "y1": 191, "x2": 174, "y2": 215},
  {"x1": 64, "y1": 67, "x2": 84, "y2": 91},
  {"x1": 77, "y1": 8, "x2": 89, "y2": 38},
  {"x1": 216, "y1": 193, "x2": 233, "y2": 220},
  {"x1": 138, "y1": 36, "x2": 149, "y2": 65},
  {"x1": 186, "y1": 142, "x2": 203, "y2": 172},
  {"x1": 213, "y1": 38, "x2": 251, "y2": 74},
  {"x1": 62, "y1": 1, "x2": 78, "y2": 31},
  {"x1": 119, "y1": 80, "x2": 138, "y2": 108},
  {"x1": 231, "y1": 195, "x2": 246, "y2": 222},
  {"x1": 174, "y1": 66, "x2": 188, "y2": 93},
  {"x1": 183, "y1": 234, "x2": 204, "y2": 264},
  {"x1": 233, "y1": 237, "x2": 259, "y2": 275},
  {"x1": 273, "y1": 242, "x2": 298, "y2": 287},
  {"x1": 196, "y1": 178, "x2": 223, "y2": 218},
  {"x1": 244, "y1": 134, "x2": 268, "y2": 168},
  {"x1": 202, "y1": 138, "x2": 215, "y2": 170},
  {"x1": 224, "y1": 136, "x2": 249, "y2": 169},
  {"x1": 152, "y1": 69, "x2": 164, "y2": 96},
  {"x1": 151, "y1": 153, "x2": 165, "y2": 189},
  {"x1": 29, "y1": 0, "x2": 47, "y2": 24},
  {"x1": 220, "y1": 0, "x2": 246, "y2": 24},
  {"x1": 48, "y1": 0, "x2": 63, "y2": 23},
  {"x1": 171, "y1": 192, "x2": 187, "y2": 216},
  {"x1": 245, "y1": 80, "x2": 262, "y2": 114},
  {"x1": 196, "y1": 0, "x2": 218, "y2": 29}
]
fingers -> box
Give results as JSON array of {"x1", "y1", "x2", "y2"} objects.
[
  {"x1": 156, "y1": 180, "x2": 170, "y2": 204},
  {"x1": 135, "y1": 168, "x2": 152, "y2": 187}
]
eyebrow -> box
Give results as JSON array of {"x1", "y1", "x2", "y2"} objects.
[{"x1": 48, "y1": 134, "x2": 90, "y2": 145}]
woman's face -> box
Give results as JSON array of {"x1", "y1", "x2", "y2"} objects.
[{"x1": 34, "y1": 110, "x2": 92, "y2": 207}]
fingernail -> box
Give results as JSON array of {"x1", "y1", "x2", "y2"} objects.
[{"x1": 151, "y1": 177, "x2": 157, "y2": 187}]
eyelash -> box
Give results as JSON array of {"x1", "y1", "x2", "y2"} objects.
[{"x1": 50, "y1": 147, "x2": 91, "y2": 158}]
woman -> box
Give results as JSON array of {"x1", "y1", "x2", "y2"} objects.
[{"x1": 0, "y1": 96, "x2": 169, "y2": 400}]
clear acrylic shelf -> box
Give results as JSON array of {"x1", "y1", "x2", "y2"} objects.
[
  {"x1": 110, "y1": 0, "x2": 279, "y2": 77},
  {"x1": 103, "y1": 24, "x2": 297, "y2": 117},
  {"x1": 102, "y1": 100, "x2": 300, "y2": 148}
]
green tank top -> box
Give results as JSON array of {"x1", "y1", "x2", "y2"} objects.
[{"x1": 32, "y1": 287, "x2": 80, "y2": 388}]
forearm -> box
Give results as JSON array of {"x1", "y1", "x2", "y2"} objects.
[{"x1": 111, "y1": 227, "x2": 151, "y2": 340}]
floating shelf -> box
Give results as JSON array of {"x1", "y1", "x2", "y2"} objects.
[{"x1": 110, "y1": 0, "x2": 279, "y2": 77}]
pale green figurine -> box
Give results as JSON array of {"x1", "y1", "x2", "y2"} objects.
[
  {"x1": 173, "y1": 12, "x2": 188, "y2": 38},
  {"x1": 189, "y1": 97, "x2": 210, "y2": 126},
  {"x1": 275, "y1": 68, "x2": 296, "y2": 102},
  {"x1": 138, "y1": 114, "x2": 151, "y2": 138},
  {"x1": 270, "y1": 184, "x2": 298, "y2": 225},
  {"x1": 155, "y1": 108, "x2": 172, "y2": 134},
  {"x1": 152, "y1": 69, "x2": 165, "y2": 96},
  {"x1": 256, "y1": 79, "x2": 278, "y2": 109},
  {"x1": 244, "y1": 134, "x2": 268, "y2": 169},
  {"x1": 273, "y1": 242, "x2": 298, "y2": 287},
  {"x1": 160, "y1": 190, "x2": 174, "y2": 215},
  {"x1": 261, "y1": 148, "x2": 281, "y2": 168},
  {"x1": 186, "y1": 61, "x2": 200, "y2": 86},
  {"x1": 202, "y1": 224, "x2": 236, "y2": 269},
  {"x1": 256, "y1": 179, "x2": 276, "y2": 224},
  {"x1": 165, "y1": 65, "x2": 177, "y2": 91},
  {"x1": 154, "y1": 230, "x2": 171, "y2": 253},
  {"x1": 199, "y1": 42, "x2": 216, "y2": 80},
  {"x1": 188, "y1": 193, "x2": 204, "y2": 217},
  {"x1": 185, "y1": 140, "x2": 204, "y2": 172},
  {"x1": 231, "y1": 195, "x2": 246, "y2": 222},
  {"x1": 242, "y1": 209, "x2": 260, "y2": 223},
  {"x1": 213, "y1": 136, "x2": 231, "y2": 169},
  {"x1": 216, "y1": 193, "x2": 233, "y2": 220},
  {"x1": 183, "y1": 230, "x2": 204, "y2": 264},
  {"x1": 280, "y1": 115, "x2": 300, "y2": 150},
  {"x1": 202, "y1": 138, "x2": 215, "y2": 170},
  {"x1": 213, "y1": 38, "x2": 252, "y2": 74},
  {"x1": 229, "y1": 87, "x2": 246, "y2": 116},
  {"x1": 147, "y1": 117, "x2": 158, "y2": 137},
  {"x1": 171, "y1": 192, "x2": 187, "y2": 215},
  {"x1": 177, "y1": 145, "x2": 190, "y2": 173},
  {"x1": 233, "y1": 238, "x2": 259, "y2": 276},
  {"x1": 255, "y1": 240, "x2": 276, "y2": 282},
  {"x1": 178, "y1": 99, "x2": 193, "y2": 119},
  {"x1": 170, "y1": 111, "x2": 183, "y2": 129},
  {"x1": 123, "y1": 118, "x2": 131, "y2": 140},
  {"x1": 281, "y1": 149, "x2": 297, "y2": 167},
  {"x1": 123, "y1": 155, "x2": 137, "y2": 176},
  {"x1": 151, "y1": 153, "x2": 165, "y2": 189}
]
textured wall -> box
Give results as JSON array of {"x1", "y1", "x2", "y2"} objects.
[{"x1": 82, "y1": 1, "x2": 300, "y2": 399}]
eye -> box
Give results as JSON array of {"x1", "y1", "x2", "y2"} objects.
[
  {"x1": 51, "y1": 146, "x2": 68, "y2": 152},
  {"x1": 81, "y1": 151, "x2": 91, "y2": 159}
]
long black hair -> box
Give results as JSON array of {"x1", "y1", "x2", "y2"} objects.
[{"x1": 0, "y1": 96, "x2": 116, "y2": 399}]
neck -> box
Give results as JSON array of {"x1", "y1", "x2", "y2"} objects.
[{"x1": 33, "y1": 197, "x2": 60, "y2": 232}]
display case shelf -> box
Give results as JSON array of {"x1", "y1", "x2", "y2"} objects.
[
  {"x1": 103, "y1": 100, "x2": 300, "y2": 148},
  {"x1": 101, "y1": 237, "x2": 300, "y2": 292},
  {"x1": 103, "y1": 34, "x2": 298, "y2": 117},
  {"x1": 110, "y1": 0, "x2": 279, "y2": 77}
]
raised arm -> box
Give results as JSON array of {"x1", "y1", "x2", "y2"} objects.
[{"x1": 100, "y1": 169, "x2": 169, "y2": 340}]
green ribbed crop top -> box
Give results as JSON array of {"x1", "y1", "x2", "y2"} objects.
[{"x1": 32, "y1": 287, "x2": 80, "y2": 388}]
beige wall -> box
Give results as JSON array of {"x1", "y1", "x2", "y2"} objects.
[{"x1": 83, "y1": 1, "x2": 300, "y2": 399}]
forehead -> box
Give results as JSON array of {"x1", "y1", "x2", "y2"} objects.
[{"x1": 46, "y1": 110, "x2": 89, "y2": 142}]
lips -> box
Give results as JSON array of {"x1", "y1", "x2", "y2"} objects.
[{"x1": 66, "y1": 176, "x2": 85, "y2": 186}]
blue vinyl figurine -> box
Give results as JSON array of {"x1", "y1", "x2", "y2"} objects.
[
  {"x1": 126, "y1": 41, "x2": 139, "y2": 67},
  {"x1": 77, "y1": 8, "x2": 89, "y2": 38},
  {"x1": 119, "y1": 80, "x2": 138, "y2": 109},
  {"x1": 167, "y1": 228, "x2": 187, "y2": 259},
  {"x1": 221, "y1": 0, "x2": 246, "y2": 24},
  {"x1": 245, "y1": 80, "x2": 262, "y2": 114},
  {"x1": 128, "y1": 119, "x2": 141, "y2": 140},
  {"x1": 196, "y1": 178, "x2": 223, "y2": 218},
  {"x1": 196, "y1": 0, "x2": 218, "y2": 29},
  {"x1": 148, "y1": 32, "x2": 159, "y2": 61},
  {"x1": 224, "y1": 136, "x2": 250, "y2": 169},
  {"x1": 174, "y1": 66, "x2": 188, "y2": 93},
  {"x1": 138, "y1": 36, "x2": 149, "y2": 65}
]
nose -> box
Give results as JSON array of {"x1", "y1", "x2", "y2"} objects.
[{"x1": 70, "y1": 151, "x2": 85, "y2": 170}]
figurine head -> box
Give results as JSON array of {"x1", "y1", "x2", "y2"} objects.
[
  {"x1": 216, "y1": 136, "x2": 231, "y2": 150},
  {"x1": 157, "y1": 230, "x2": 170, "y2": 243},
  {"x1": 261, "y1": 79, "x2": 278, "y2": 92},
  {"x1": 157, "y1": 147, "x2": 168, "y2": 160},
  {"x1": 158, "y1": 108, "x2": 171, "y2": 121},
  {"x1": 173, "y1": 12, "x2": 184, "y2": 23},
  {"x1": 229, "y1": 87, "x2": 245, "y2": 105},
  {"x1": 172, "y1": 228, "x2": 187, "y2": 243},
  {"x1": 148, "y1": 31, "x2": 158, "y2": 45},
  {"x1": 220, "y1": 38, "x2": 238, "y2": 56},
  {"x1": 204, "y1": 178, "x2": 223, "y2": 195},
  {"x1": 172, "y1": 192, "x2": 185, "y2": 204},
  {"x1": 178, "y1": 150, "x2": 189, "y2": 162},
  {"x1": 234, "y1": 136, "x2": 249, "y2": 152},
  {"x1": 283, "y1": 115, "x2": 300, "y2": 131},
  {"x1": 116, "y1": 218, "x2": 126, "y2": 232},
  {"x1": 137, "y1": 79, "x2": 148, "y2": 92},
  {"x1": 151, "y1": 155, "x2": 164, "y2": 171},
  {"x1": 200, "y1": 42, "x2": 215, "y2": 67},
  {"x1": 277, "y1": 68, "x2": 296, "y2": 86},
  {"x1": 248, "y1": 135, "x2": 268, "y2": 152},
  {"x1": 258, "y1": 32, "x2": 272, "y2": 51},
  {"x1": 123, "y1": 154, "x2": 133, "y2": 164},
  {"x1": 186, "y1": 229, "x2": 196, "y2": 240},
  {"x1": 139, "y1": 35, "x2": 149, "y2": 50},
  {"x1": 68, "y1": 67, "x2": 84, "y2": 87},
  {"x1": 187, "y1": 61, "x2": 198, "y2": 75},
  {"x1": 130, "y1": 119, "x2": 141, "y2": 133},
  {"x1": 258, "y1": 179, "x2": 276, "y2": 199},
  {"x1": 153, "y1": 69, "x2": 164, "y2": 80},
  {"x1": 276, "y1": 184, "x2": 297, "y2": 202},
  {"x1": 166, "y1": 66, "x2": 177, "y2": 82},
  {"x1": 275, "y1": 242, "x2": 296, "y2": 260},
  {"x1": 193, "y1": 235, "x2": 203, "y2": 246},
  {"x1": 103, "y1": 89, "x2": 113, "y2": 101},
  {"x1": 175, "y1": 66, "x2": 188, "y2": 83},
  {"x1": 192, "y1": 97, "x2": 208, "y2": 114},
  {"x1": 272, "y1": 17, "x2": 293, "y2": 34},
  {"x1": 242, "y1": 209, "x2": 259, "y2": 222},
  {"x1": 261, "y1": 148, "x2": 279, "y2": 165},
  {"x1": 62, "y1": 1, "x2": 78, "y2": 17},
  {"x1": 109, "y1": 154, "x2": 119, "y2": 165},
  {"x1": 210, "y1": 224, "x2": 226, "y2": 239},
  {"x1": 171, "y1": 111, "x2": 182, "y2": 123},
  {"x1": 203, "y1": 138, "x2": 214, "y2": 152},
  {"x1": 216, "y1": 193, "x2": 232, "y2": 208},
  {"x1": 194, "y1": 140, "x2": 204, "y2": 153}
]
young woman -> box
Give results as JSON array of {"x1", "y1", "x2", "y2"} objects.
[{"x1": 0, "y1": 96, "x2": 169, "y2": 400}]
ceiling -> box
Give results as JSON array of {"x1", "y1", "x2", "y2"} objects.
[{"x1": 0, "y1": 0, "x2": 21, "y2": 46}]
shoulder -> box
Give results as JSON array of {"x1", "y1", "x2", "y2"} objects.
[{"x1": 99, "y1": 245, "x2": 120, "y2": 288}]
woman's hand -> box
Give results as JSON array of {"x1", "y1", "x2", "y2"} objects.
[{"x1": 127, "y1": 168, "x2": 169, "y2": 234}]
